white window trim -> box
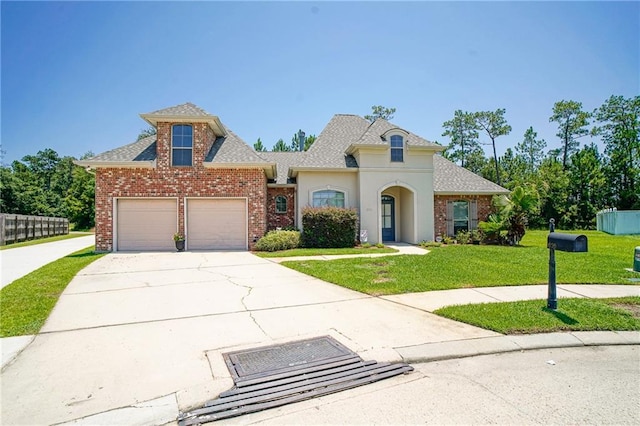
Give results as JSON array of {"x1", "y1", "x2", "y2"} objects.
[{"x1": 309, "y1": 186, "x2": 348, "y2": 208}]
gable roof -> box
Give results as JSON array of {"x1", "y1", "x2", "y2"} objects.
[
  {"x1": 76, "y1": 120, "x2": 274, "y2": 177},
  {"x1": 292, "y1": 114, "x2": 443, "y2": 172},
  {"x1": 433, "y1": 155, "x2": 509, "y2": 194},
  {"x1": 140, "y1": 102, "x2": 226, "y2": 136}
]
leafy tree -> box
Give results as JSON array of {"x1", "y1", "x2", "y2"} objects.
[
  {"x1": 442, "y1": 110, "x2": 482, "y2": 168},
  {"x1": 565, "y1": 144, "x2": 607, "y2": 229},
  {"x1": 253, "y1": 138, "x2": 266, "y2": 152},
  {"x1": 63, "y1": 166, "x2": 95, "y2": 229},
  {"x1": 549, "y1": 100, "x2": 590, "y2": 170},
  {"x1": 303, "y1": 134, "x2": 317, "y2": 151},
  {"x1": 474, "y1": 109, "x2": 512, "y2": 186},
  {"x1": 479, "y1": 185, "x2": 539, "y2": 245},
  {"x1": 515, "y1": 127, "x2": 546, "y2": 175},
  {"x1": 21, "y1": 148, "x2": 60, "y2": 190},
  {"x1": 462, "y1": 150, "x2": 488, "y2": 175},
  {"x1": 592, "y1": 95, "x2": 640, "y2": 209},
  {"x1": 137, "y1": 127, "x2": 157, "y2": 140},
  {"x1": 497, "y1": 148, "x2": 528, "y2": 190},
  {"x1": 364, "y1": 105, "x2": 396, "y2": 122},
  {"x1": 533, "y1": 156, "x2": 570, "y2": 228},
  {"x1": 272, "y1": 138, "x2": 291, "y2": 152}
]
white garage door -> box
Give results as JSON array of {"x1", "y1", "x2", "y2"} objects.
[
  {"x1": 117, "y1": 199, "x2": 177, "y2": 251},
  {"x1": 187, "y1": 199, "x2": 247, "y2": 250}
]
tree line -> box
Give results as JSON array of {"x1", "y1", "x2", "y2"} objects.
[
  {"x1": 1, "y1": 149, "x2": 95, "y2": 229},
  {"x1": 441, "y1": 95, "x2": 639, "y2": 229},
  {"x1": 1, "y1": 99, "x2": 636, "y2": 231}
]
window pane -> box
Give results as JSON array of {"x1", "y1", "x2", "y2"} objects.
[
  {"x1": 391, "y1": 148, "x2": 403, "y2": 162},
  {"x1": 172, "y1": 148, "x2": 192, "y2": 166},
  {"x1": 275, "y1": 196, "x2": 287, "y2": 213},
  {"x1": 313, "y1": 190, "x2": 344, "y2": 208},
  {"x1": 390, "y1": 135, "x2": 403, "y2": 147}
]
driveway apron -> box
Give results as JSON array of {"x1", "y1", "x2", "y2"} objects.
[{"x1": 1, "y1": 251, "x2": 496, "y2": 425}]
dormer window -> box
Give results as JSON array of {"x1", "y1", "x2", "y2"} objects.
[
  {"x1": 172, "y1": 124, "x2": 193, "y2": 166},
  {"x1": 390, "y1": 135, "x2": 404, "y2": 162}
]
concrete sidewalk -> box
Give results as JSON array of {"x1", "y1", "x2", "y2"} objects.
[
  {"x1": 0, "y1": 234, "x2": 95, "y2": 289},
  {"x1": 1, "y1": 247, "x2": 638, "y2": 426}
]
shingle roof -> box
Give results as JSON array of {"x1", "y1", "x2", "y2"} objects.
[
  {"x1": 433, "y1": 155, "x2": 509, "y2": 194},
  {"x1": 297, "y1": 114, "x2": 442, "y2": 169},
  {"x1": 204, "y1": 125, "x2": 271, "y2": 165},
  {"x1": 85, "y1": 135, "x2": 157, "y2": 163},
  {"x1": 258, "y1": 152, "x2": 306, "y2": 184},
  {"x1": 298, "y1": 114, "x2": 369, "y2": 168},
  {"x1": 144, "y1": 102, "x2": 212, "y2": 117},
  {"x1": 354, "y1": 118, "x2": 441, "y2": 149}
]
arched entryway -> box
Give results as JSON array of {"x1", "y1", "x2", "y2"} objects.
[{"x1": 380, "y1": 185, "x2": 415, "y2": 243}]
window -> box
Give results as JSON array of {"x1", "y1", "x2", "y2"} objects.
[
  {"x1": 275, "y1": 195, "x2": 287, "y2": 213},
  {"x1": 390, "y1": 135, "x2": 403, "y2": 162},
  {"x1": 312, "y1": 190, "x2": 345, "y2": 208},
  {"x1": 172, "y1": 124, "x2": 193, "y2": 166},
  {"x1": 453, "y1": 200, "x2": 469, "y2": 234}
]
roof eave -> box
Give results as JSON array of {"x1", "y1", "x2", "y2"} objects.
[
  {"x1": 434, "y1": 190, "x2": 510, "y2": 195},
  {"x1": 289, "y1": 167, "x2": 358, "y2": 177},
  {"x1": 139, "y1": 114, "x2": 227, "y2": 137},
  {"x1": 73, "y1": 160, "x2": 155, "y2": 169},
  {"x1": 203, "y1": 162, "x2": 276, "y2": 179},
  {"x1": 345, "y1": 144, "x2": 387, "y2": 155}
]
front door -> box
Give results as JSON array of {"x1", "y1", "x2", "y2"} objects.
[{"x1": 381, "y1": 195, "x2": 395, "y2": 242}]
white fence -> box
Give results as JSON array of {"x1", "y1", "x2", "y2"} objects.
[{"x1": 0, "y1": 214, "x2": 69, "y2": 246}]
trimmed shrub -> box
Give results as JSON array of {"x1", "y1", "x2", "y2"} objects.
[
  {"x1": 254, "y1": 230, "x2": 300, "y2": 252},
  {"x1": 301, "y1": 207, "x2": 358, "y2": 248}
]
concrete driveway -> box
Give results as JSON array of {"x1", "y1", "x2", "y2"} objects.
[{"x1": 1, "y1": 251, "x2": 496, "y2": 425}]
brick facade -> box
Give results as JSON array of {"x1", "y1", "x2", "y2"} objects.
[
  {"x1": 266, "y1": 187, "x2": 296, "y2": 230},
  {"x1": 433, "y1": 194, "x2": 494, "y2": 238},
  {"x1": 94, "y1": 122, "x2": 266, "y2": 251}
]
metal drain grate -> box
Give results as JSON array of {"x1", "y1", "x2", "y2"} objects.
[
  {"x1": 224, "y1": 336, "x2": 354, "y2": 381},
  {"x1": 178, "y1": 336, "x2": 414, "y2": 425}
]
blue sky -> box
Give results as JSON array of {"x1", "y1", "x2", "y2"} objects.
[{"x1": 2, "y1": 1, "x2": 638, "y2": 164}]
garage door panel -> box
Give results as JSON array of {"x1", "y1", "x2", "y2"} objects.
[
  {"x1": 187, "y1": 199, "x2": 246, "y2": 250},
  {"x1": 117, "y1": 199, "x2": 177, "y2": 251}
]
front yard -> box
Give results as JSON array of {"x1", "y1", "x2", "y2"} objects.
[{"x1": 282, "y1": 230, "x2": 640, "y2": 294}]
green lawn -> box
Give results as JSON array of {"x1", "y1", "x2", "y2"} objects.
[
  {"x1": 255, "y1": 246, "x2": 398, "y2": 258},
  {"x1": 0, "y1": 247, "x2": 105, "y2": 337},
  {"x1": 435, "y1": 297, "x2": 640, "y2": 334},
  {"x1": 0, "y1": 232, "x2": 93, "y2": 251},
  {"x1": 282, "y1": 230, "x2": 640, "y2": 295}
]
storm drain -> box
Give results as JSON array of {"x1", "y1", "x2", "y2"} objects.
[{"x1": 177, "y1": 336, "x2": 413, "y2": 425}]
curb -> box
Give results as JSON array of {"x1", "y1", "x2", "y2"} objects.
[{"x1": 396, "y1": 331, "x2": 640, "y2": 363}]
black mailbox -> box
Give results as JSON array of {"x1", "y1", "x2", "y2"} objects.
[{"x1": 547, "y1": 233, "x2": 588, "y2": 252}]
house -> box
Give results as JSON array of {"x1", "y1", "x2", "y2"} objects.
[{"x1": 76, "y1": 103, "x2": 508, "y2": 252}]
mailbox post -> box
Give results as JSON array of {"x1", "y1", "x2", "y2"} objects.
[
  {"x1": 548, "y1": 219, "x2": 558, "y2": 310},
  {"x1": 547, "y1": 219, "x2": 588, "y2": 310}
]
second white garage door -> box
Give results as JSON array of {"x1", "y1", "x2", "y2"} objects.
[{"x1": 187, "y1": 199, "x2": 247, "y2": 250}]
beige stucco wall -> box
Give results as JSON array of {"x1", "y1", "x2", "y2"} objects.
[
  {"x1": 354, "y1": 148, "x2": 434, "y2": 169},
  {"x1": 296, "y1": 171, "x2": 359, "y2": 226},
  {"x1": 359, "y1": 168, "x2": 434, "y2": 244}
]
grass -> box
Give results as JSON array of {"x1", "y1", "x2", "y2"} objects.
[
  {"x1": 0, "y1": 247, "x2": 105, "y2": 337},
  {"x1": 282, "y1": 230, "x2": 640, "y2": 295},
  {"x1": 0, "y1": 232, "x2": 93, "y2": 251},
  {"x1": 254, "y1": 246, "x2": 398, "y2": 258},
  {"x1": 434, "y1": 297, "x2": 640, "y2": 334}
]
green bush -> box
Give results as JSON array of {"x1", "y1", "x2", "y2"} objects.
[
  {"x1": 301, "y1": 207, "x2": 358, "y2": 248},
  {"x1": 456, "y1": 230, "x2": 471, "y2": 244},
  {"x1": 255, "y1": 230, "x2": 300, "y2": 252}
]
